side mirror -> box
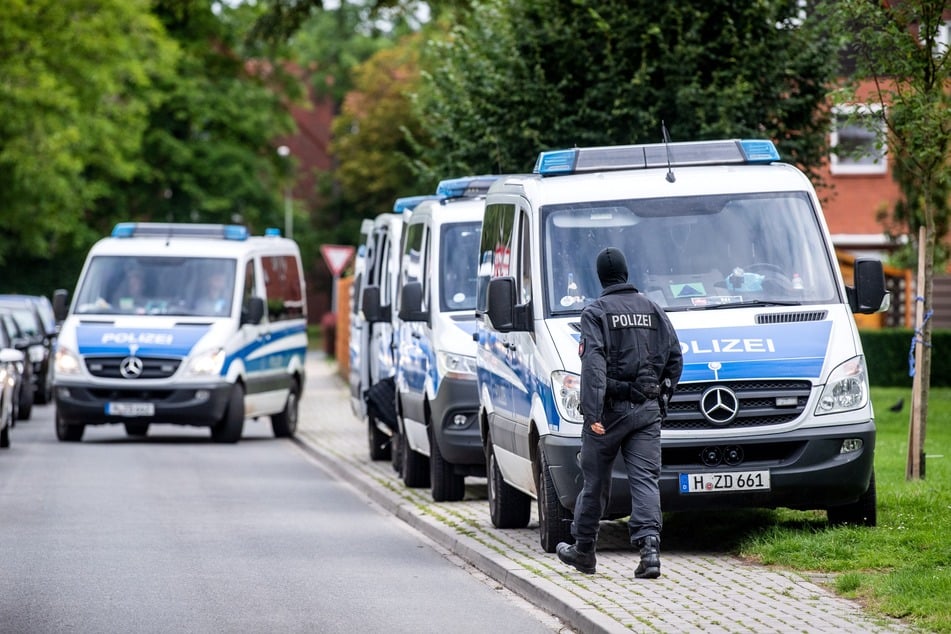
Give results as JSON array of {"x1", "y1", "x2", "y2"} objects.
[
  {"x1": 849, "y1": 258, "x2": 889, "y2": 314},
  {"x1": 53, "y1": 289, "x2": 69, "y2": 322},
  {"x1": 398, "y1": 282, "x2": 428, "y2": 322},
  {"x1": 361, "y1": 286, "x2": 390, "y2": 324},
  {"x1": 486, "y1": 277, "x2": 516, "y2": 332},
  {"x1": 243, "y1": 296, "x2": 265, "y2": 325}
]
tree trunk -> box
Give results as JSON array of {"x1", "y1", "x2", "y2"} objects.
[{"x1": 907, "y1": 207, "x2": 935, "y2": 480}]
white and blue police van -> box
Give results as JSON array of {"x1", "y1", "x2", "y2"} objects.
[
  {"x1": 476, "y1": 139, "x2": 889, "y2": 552},
  {"x1": 395, "y1": 175, "x2": 499, "y2": 498},
  {"x1": 52, "y1": 222, "x2": 307, "y2": 444},
  {"x1": 353, "y1": 196, "x2": 439, "y2": 463}
]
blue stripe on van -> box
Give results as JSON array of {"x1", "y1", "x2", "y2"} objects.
[{"x1": 76, "y1": 324, "x2": 210, "y2": 357}]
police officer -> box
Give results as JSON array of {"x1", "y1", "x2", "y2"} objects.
[{"x1": 556, "y1": 247, "x2": 682, "y2": 578}]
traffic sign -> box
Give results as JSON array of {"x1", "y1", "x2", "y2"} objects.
[{"x1": 321, "y1": 244, "x2": 355, "y2": 277}]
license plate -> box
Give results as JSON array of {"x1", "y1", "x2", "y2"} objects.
[
  {"x1": 679, "y1": 470, "x2": 770, "y2": 493},
  {"x1": 105, "y1": 402, "x2": 155, "y2": 417}
]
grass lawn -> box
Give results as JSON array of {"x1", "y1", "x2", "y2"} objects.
[{"x1": 663, "y1": 386, "x2": 950, "y2": 633}]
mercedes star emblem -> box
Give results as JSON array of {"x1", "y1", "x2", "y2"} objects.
[
  {"x1": 119, "y1": 356, "x2": 144, "y2": 379},
  {"x1": 700, "y1": 386, "x2": 739, "y2": 425}
]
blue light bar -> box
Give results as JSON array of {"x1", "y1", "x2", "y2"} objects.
[
  {"x1": 393, "y1": 195, "x2": 443, "y2": 213},
  {"x1": 110, "y1": 222, "x2": 249, "y2": 241},
  {"x1": 436, "y1": 174, "x2": 500, "y2": 198},
  {"x1": 264, "y1": 227, "x2": 282, "y2": 237},
  {"x1": 533, "y1": 139, "x2": 781, "y2": 176}
]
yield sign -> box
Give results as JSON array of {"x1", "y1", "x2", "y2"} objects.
[{"x1": 321, "y1": 244, "x2": 355, "y2": 277}]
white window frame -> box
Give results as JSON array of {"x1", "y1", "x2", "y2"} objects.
[{"x1": 830, "y1": 104, "x2": 888, "y2": 176}]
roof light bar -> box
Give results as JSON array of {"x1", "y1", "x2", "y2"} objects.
[
  {"x1": 393, "y1": 195, "x2": 443, "y2": 213},
  {"x1": 111, "y1": 222, "x2": 249, "y2": 241},
  {"x1": 533, "y1": 139, "x2": 781, "y2": 176},
  {"x1": 436, "y1": 174, "x2": 500, "y2": 198}
]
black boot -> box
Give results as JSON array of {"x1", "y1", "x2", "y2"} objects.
[
  {"x1": 634, "y1": 535, "x2": 661, "y2": 579},
  {"x1": 556, "y1": 540, "x2": 596, "y2": 574}
]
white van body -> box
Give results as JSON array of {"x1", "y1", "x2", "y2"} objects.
[
  {"x1": 395, "y1": 177, "x2": 497, "y2": 498},
  {"x1": 53, "y1": 223, "x2": 307, "y2": 444},
  {"x1": 476, "y1": 140, "x2": 888, "y2": 552},
  {"x1": 348, "y1": 218, "x2": 376, "y2": 422}
]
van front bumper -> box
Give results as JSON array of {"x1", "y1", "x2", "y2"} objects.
[
  {"x1": 540, "y1": 420, "x2": 875, "y2": 518},
  {"x1": 53, "y1": 381, "x2": 233, "y2": 427},
  {"x1": 431, "y1": 377, "x2": 483, "y2": 468}
]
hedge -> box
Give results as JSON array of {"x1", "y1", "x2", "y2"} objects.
[{"x1": 860, "y1": 329, "x2": 950, "y2": 387}]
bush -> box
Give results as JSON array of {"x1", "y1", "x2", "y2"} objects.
[{"x1": 860, "y1": 329, "x2": 951, "y2": 387}]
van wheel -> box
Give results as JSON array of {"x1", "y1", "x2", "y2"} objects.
[
  {"x1": 124, "y1": 423, "x2": 149, "y2": 437},
  {"x1": 401, "y1": 433, "x2": 430, "y2": 488},
  {"x1": 211, "y1": 383, "x2": 244, "y2": 444},
  {"x1": 487, "y1": 439, "x2": 531, "y2": 529},
  {"x1": 390, "y1": 424, "x2": 403, "y2": 475},
  {"x1": 1, "y1": 420, "x2": 10, "y2": 448},
  {"x1": 538, "y1": 449, "x2": 573, "y2": 553},
  {"x1": 367, "y1": 413, "x2": 391, "y2": 461},
  {"x1": 36, "y1": 368, "x2": 53, "y2": 405},
  {"x1": 430, "y1": 426, "x2": 464, "y2": 502},
  {"x1": 828, "y1": 472, "x2": 877, "y2": 527},
  {"x1": 271, "y1": 383, "x2": 300, "y2": 438},
  {"x1": 55, "y1": 410, "x2": 84, "y2": 442}
]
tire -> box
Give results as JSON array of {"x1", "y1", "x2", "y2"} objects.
[
  {"x1": 430, "y1": 426, "x2": 465, "y2": 502},
  {"x1": 17, "y1": 381, "x2": 33, "y2": 421},
  {"x1": 211, "y1": 383, "x2": 244, "y2": 444},
  {"x1": 271, "y1": 382, "x2": 300, "y2": 438},
  {"x1": 828, "y1": 472, "x2": 877, "y2": 527},
  {"x1": 367, "y1": 413, "x2": 391, "y2": 461},
  {"x1": 1, "y1": 412, "x2": 10, "y2": 448},
  {"x1": 538, "y1": 449, "x2": 573, "y2": 553},
  {"x1": 401, "y1": 430, "x2": 430, "y2": 488},
  {"x1": 487, "y1": 438, "x2": 531, "y2": 529},
  {"x1": 124, "y1": 423, "x2": 149, "y2": 437},
  {"x1": 55, "y1": 409, "x2": 84, "y2": 442},
  {"x1": 390, "y1": 424, "x2": 403, "y2": 475},
  {"x1": 36, "y1": 367, "x2": 53, "y2": 405}
]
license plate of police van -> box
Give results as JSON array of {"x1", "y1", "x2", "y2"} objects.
[
  {"x1": 679, "y1": 470, "x2": 770, "y2": 493},
  {"x1": 105, "y1": 402, "x2": 155, "y2": 417}
]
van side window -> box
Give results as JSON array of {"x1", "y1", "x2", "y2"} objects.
[
  {"x1": 263, "y1": 255, "x2": 304, "y2": 322},
  {"x1": 477, "y1": 202, "x2": 516, "y2": 313},
  {"x1": 517, "y1": 210, "x2": 532, "y2": 305},
  {"x1": 242, "y1": 260, "x2": 256, "y2": 319},
  {"x1": 400, "y1": 222, "x2": 425, "y2": 308}
]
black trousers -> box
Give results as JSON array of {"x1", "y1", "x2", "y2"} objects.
[{"x1": 570, "y1": 399, "x2": 662, "y2": 546}]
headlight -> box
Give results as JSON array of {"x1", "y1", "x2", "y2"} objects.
[
  {"x1": 816, "y1": 356, "x2": 868, "y2": 415},
  {"x1": 551, "y1": 371, "x2": 583, "y2": 424},
  {"x1": 54, "y1": 347, "x2": 82, "y2": 376},
  {"x1": 186, "y1": 348, "x2": 226, "y2": 376},
  {"x1": 437, "y1": 351, "x2": 477, "y2": 380}
]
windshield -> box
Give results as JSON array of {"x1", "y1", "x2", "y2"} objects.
[
  {"x1": 542, "y1": 192, "x2": 839, "y2": 315},
  {"x1": 439, "y1": 221, "x2": 481, "y2": 312},
  {"x1": 74, "y1": 256, "x2": 237, "y2": 317}
]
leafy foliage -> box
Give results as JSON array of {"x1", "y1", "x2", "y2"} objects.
[{"x1": 413, "y1": 0, "x2": 838, "y2": 180}]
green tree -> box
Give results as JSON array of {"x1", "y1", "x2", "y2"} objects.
[
  {"x1": 0, "y1": 0, "x2": 177, "y2": 290},
  {"x1": 413, "y1": 0, "x2": 837, "y2": 180},
  {"x1": 822, "y1": 0, "x2": 951, "y2": 479}
]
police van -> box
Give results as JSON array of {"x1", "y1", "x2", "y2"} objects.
[
  {"x1": 52, "y1": 222, "x2": 307, "y2": 444},
  {"x1": 353, "y1": 196, "x2": 439, "y2": 463},
  {"x1": 395, "y1": 175, "x2": 499, "y2": 498},
  {"x1": 476, "y1": 139, "x2": 888, "y2": 552}
]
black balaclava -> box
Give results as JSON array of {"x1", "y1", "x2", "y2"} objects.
[{"x1": 596, "y1": 247, "x2": 628, "y2": 287}]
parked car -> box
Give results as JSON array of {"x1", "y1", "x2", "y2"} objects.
[
  {"x1": 0, "y1": 296, "x2": 55, "y2": 405},
  {"x1": 0, "y1": 310, "x2": 35, "y2": 420},
  {"x1": 0, "y1": 317, "x2": 26, "y2": 446}
]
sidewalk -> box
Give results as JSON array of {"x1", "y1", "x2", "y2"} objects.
[{"x1": 294, "y1": 352, "x2": 908, "y2": 634}]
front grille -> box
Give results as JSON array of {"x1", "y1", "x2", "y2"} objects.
[
  {"x1": 755, "y1": 310, "x2": 827, "y2": 324},
  {"x1": 663, "y1": 380, "x2": 811, "y2": 431},
  {"x1": 84, "y1": 356, "x2": 181, "y2": 379}
]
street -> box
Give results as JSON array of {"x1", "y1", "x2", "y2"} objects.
[{"x1": 0, "y1": 403, "x2": 568, "y2": 633}]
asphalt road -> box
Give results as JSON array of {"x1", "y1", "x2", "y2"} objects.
[{"x1": 0, "y1": 404, "x2": 570, "y2": 633}]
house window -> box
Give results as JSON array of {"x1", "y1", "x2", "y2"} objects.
[{"x1": 830, "y1": 105, "x2": 887, "y2": 175}]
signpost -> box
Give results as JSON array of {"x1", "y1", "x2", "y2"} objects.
[{"x1": 320, "y1": 244, "x2": 355, "y2": 313}]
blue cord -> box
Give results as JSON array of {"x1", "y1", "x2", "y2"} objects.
[{"x1": 908, "y1": 295, "x2": 934, "y2": 377}]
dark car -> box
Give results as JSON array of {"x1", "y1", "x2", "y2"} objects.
[{"x1": 0, "y1": 296, "x2": 56, "y2": 405}]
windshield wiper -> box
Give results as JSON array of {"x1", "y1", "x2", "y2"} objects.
[{"x1": 683, "y1": 299, "x2": 801, "y2": 311}]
